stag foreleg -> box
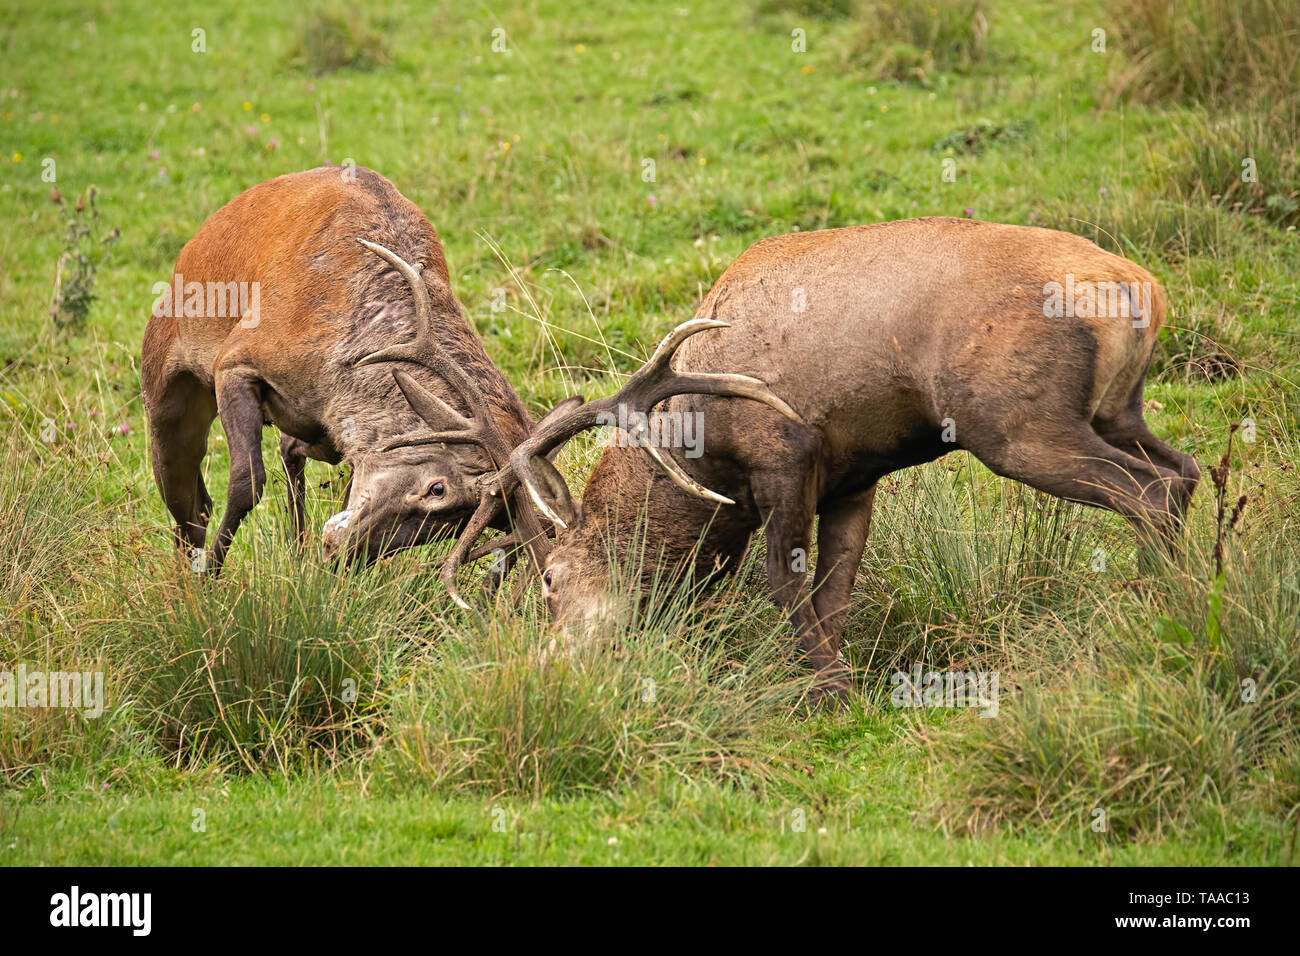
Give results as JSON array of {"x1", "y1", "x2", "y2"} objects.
[
  {"x1": 810, "y1": 486, "x2": 877, "y2": 646},
  {"x1": 750, "y1": 452, "x2": 852, "y2": 703}
]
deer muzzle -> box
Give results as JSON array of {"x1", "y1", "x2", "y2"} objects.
[{"x1": 321, "y1": 509, "x2": 356, "y2": 560}]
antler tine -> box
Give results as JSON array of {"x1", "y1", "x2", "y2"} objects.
[
  {"x1": 385, "y1": 369, "x2": 516, "y2": 465},
  {"x1": 494, "y1": 318, "x2": 803, "y2": 526},
  {"x1": 440, "y1": 495, "x2": 506, "y2": 610},
  {"x1": 635, "y1": 320, "x2": 800, "y2": 421},
  {"x1": 441, "y1": 524, "x2": 552, "y2": 569},
  {"x1": 354, "y1": 240, "x2": 495, "y2": 419},
  {"x1": 643, "y1": 441, "x2": 733, "y2": 505},
  {"x1": 439, "y1": 483, "x2": 558, "y2": 607},
  {"x1": 353, "y1": 238, "x2": 434, "y2": 368},
  {"x1": 643, "y1": 317, "x2": 729, "y2": 367}
]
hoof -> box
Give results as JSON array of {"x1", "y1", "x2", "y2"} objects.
[{"x1": 808, "y1": 678, "x2": 853, "y2": 710}]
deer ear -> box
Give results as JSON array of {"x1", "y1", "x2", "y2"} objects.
[
  {"x1": 392, "y1": 370, "x2": 473, "y2": 433},
  {"x1": 527, "y1": 455, "x2": 578, "y2": 528}
]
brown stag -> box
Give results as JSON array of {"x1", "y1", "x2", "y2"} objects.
[
  {"x1": 401, "y1": 218, "x2": 1200, "y2": 699},
  {"x1": 141, "y1": 166, "x2": 560, "y2": 573}
]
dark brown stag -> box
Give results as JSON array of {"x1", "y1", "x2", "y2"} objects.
[{"x1": 403, "y1": 217, "x2": 1199, "y2": 699}]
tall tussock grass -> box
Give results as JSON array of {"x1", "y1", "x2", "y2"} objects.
[
  {"x1": 929, "y1": 437, "x2": 1300, "y2": 841},
  {"x1": 849, "y1": 458, "x2": 1100, "y2": 684},
  {"x1": 126, "y1": 538, "x2": 439, "y2": 773},
  {"x1": 287, "y1": 9, "x2": 392, "y2": 76},
  {"x1": 1165, "y1": 105, "x2": 1300, "y2": 232},
  {"x1": 382, "y1": 548, "x2": 810, "y2": 798},
  {"x1": 840, "y1": 1, "x2": 991, "y2": 83},
  {"x1": 1037, "y1": 191, "x2": 1275, "y2": 262},
  {"x1": 1, "y1": 602, "x2": 130, "y2": 789},
  {"x1": 1109, "y1": 0, "x2": 1300, "y2": 106},
  {"x1": 0, "y1": 421, "x2": 112, "y2": 627},
  {"x1": 0, "y1": 423, "x2": 142, "y2": 788},
  {"x1": 3, "y1": 451, "x2": 810, "y2": 789},
  {"x1": 1061, "y1": 1, "x2": 1300, "y2": 255}
]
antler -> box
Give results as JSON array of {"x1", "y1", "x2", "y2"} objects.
[
  {"x1": 354, "y1": 238, "x2": 554, "y2": 609},
  {"x1": 434, "y1": 316, "x2": 800, "y2": 607},
  {"x1": 493, "y1": 318, "x2": 802, "y2": 528},
  {"x1": 357, "y1": 237, "x2": 801, "y2": 610},
  {"x1": 354, "y1": 238, "x2": 515, "y2": 466}
]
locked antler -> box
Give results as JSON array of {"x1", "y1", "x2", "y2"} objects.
[
  {"x1": 451, "y1": 319, "x2": 800, "y2": 599},
  {"x1": 354, "y1": 238, "x2": 553, "y2": 608},
  {"x1": 495, "y1": 318, "x2": 801, "y2": 527},
  {"x1": 358, "y1": 238, "x2": 800, "y2": 609}
]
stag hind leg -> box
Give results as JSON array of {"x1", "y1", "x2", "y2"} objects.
[
  {"x1": 279, "y1": 434, "x2": 311, "y2": 549},
  {"x1": 206, "y1": 371, "x2": 269, "y2": 573},
  {"x1": 968, "y1": 421, "x2": 1186, "y2": 549},
  {"x1": 147, "y1": 370, "x2": 216, "y2": 553},
  {"x1": 1092, "y1": 398, "x2": 1199, "y2": 524}
]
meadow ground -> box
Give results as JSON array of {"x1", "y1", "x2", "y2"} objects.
[{"x1": 1, "y1": 0, "x2": 1298, "y2": 865}]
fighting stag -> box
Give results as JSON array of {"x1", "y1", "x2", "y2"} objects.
[
  {"x1": 142, "y1": 167, "x2": 541, "y2": 572},
  {"x1": 467, "y1": 218, "x2": 1199, "y2": 699}
]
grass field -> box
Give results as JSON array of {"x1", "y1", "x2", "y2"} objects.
[{"x1": 2, "y1": 0, "x2": 1298, "y2": 865}]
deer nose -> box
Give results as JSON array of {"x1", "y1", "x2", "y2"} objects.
[{"x1": 322, "y1": 509, "x2": 355, "y2": 556}]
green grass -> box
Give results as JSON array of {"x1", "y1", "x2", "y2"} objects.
[
  {"x1": 2, "y1": 0, "x2": 1299, "y2": 864},
  {"x1": 5, "y1": 742, "x2": 1284, "y2": 866}
]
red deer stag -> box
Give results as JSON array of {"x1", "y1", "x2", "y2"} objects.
[
  {"x1": 407, "y1": 218, "x2": 1200, "y2": 699},
  {"x1": 141, "y1": 166, "x2": 560, "y2": 573}
]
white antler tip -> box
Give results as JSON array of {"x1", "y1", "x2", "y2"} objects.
[{"x1": 525, "y1": 478, "x2": 566, "y2": 529}]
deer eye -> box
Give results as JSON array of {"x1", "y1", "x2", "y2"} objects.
[
  {"x1": 427, "y1": 481, "x2": 446, "y2": 498},
  {"x1": 542, "y1": 569, "x2": 554, "y2": 589}
]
